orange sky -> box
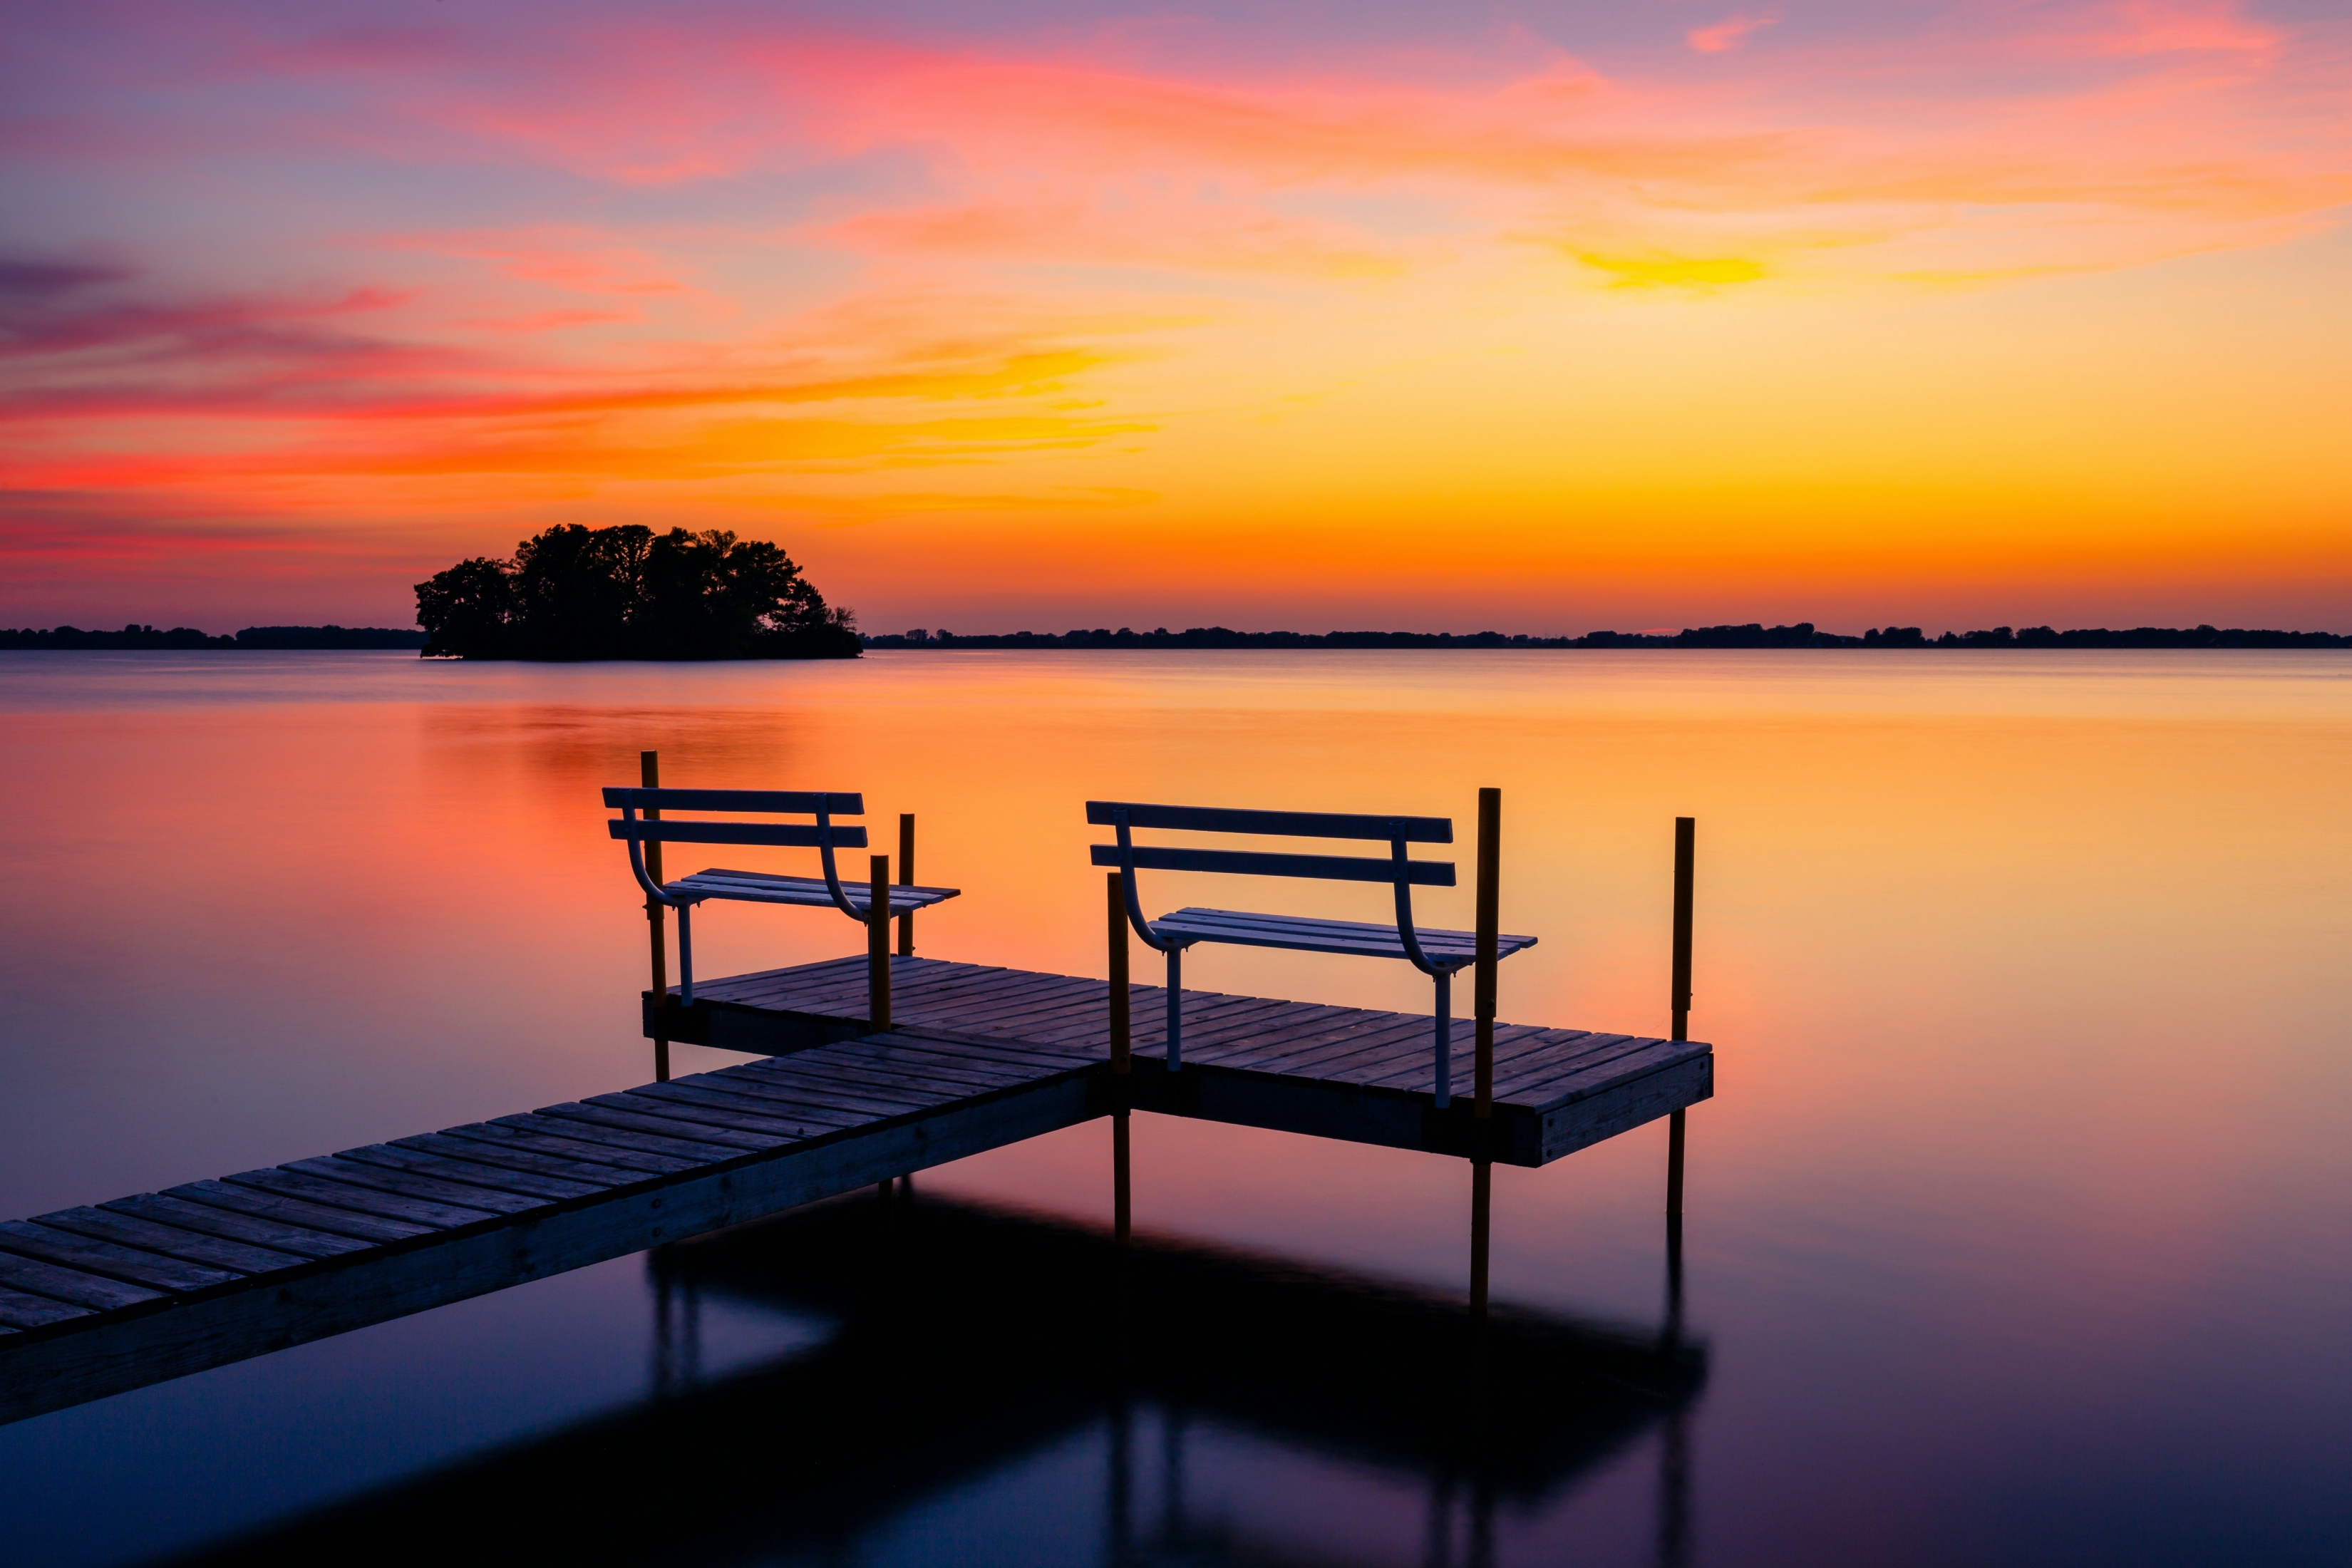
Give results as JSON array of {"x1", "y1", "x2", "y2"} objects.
[{"x1": 3, "y1": 1, "x2": 2348, "y2": 632}]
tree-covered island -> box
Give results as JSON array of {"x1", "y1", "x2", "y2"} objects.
[{"x1": 414, "y1": 524, "x2": 860, "y2": 659}]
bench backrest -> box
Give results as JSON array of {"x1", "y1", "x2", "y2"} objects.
[
  {"x1": 605, "y1": 786, "x2": 870, "y2": 917},
  {"x1": 1085, "y1": 800, "x2": 1460, "y2": 971}
]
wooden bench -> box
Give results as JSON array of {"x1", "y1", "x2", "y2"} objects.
[
  {"x1": 1087, "y1": 800, "x2": 1534, "y2": 1106},
  {"x1": 605, "y1": 788, "x2": 959, "y2": 1011}
]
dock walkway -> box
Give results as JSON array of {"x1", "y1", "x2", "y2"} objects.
[
  {"x1": 664, "y1": 954, "x2": 1713, "y2": 1166},
  {"x1": 1, "y1": 956, "x2": 1710, "y2": 1425}
]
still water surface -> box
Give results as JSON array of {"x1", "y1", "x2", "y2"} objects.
[{"x1": 1, "y1": 649, "x2": 2346, "y2": 1564}]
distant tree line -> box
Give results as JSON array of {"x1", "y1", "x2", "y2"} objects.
[
  {"x1": 0, "y1": 624, "x2": 426, "y2": 650},
  {"x1": 863, "y1": 621, "x2": 2350, "y2": 650},
  {"x1": 413, "y1": 524, "x2": 860, "y2": 660}
]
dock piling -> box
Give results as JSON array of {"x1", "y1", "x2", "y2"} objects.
[
  {"x1": 1109, "y1": 872, "x2": 1133, "y2": 1242},
  {"x1": 897, "y1": 814, "x2": 917, "y2": 956},
  {"x1": 1667, "y1": 817, "x2": 1694, "y2": 1219},
  {"x1": 1472, "y1": 788, "x2": 1500, "y2": 1123},
  {"x1": 868, "y1": 854, "x2": 892, "y2": 1033},
  {"x1": 1470, "y1": 787, "x2": 1500, "y2": 1319},
  {"x1": 642, "y1": 751, "x2": 669, "y2": 1083}
]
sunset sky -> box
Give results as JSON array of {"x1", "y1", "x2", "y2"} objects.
[{"x1": 4, "y1": 0, "x2": 2348, "y2": 634}]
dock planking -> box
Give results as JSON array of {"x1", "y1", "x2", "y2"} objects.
[
  {"x1": 654, "y1": 955, "x2": 1715, "y2": 1166},
  {"x1": 0, "y1": 1032, "x2": 1098, "y2": 1425},
  {"x1": 1, "y1": 956, "x2": 1709, "y2": 1425}
]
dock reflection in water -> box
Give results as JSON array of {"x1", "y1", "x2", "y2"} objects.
[{"x1": 157, "y1": 1192, "x2": 1705, "y2": 1567}]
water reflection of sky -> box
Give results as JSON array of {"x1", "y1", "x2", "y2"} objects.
[{"x1": 1, "y1": 649, "x2": 2347, "y2": 1564}]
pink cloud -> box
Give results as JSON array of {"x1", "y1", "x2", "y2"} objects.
[{"x1": 1687, "y1": 12, "x2": 1780, "y2": 54}]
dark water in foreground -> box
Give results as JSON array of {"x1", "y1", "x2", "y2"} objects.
[{"x1": 1, "y1": 650, "x2": 2346, "y2": 1565}]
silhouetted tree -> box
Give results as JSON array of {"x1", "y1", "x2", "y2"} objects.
[{"x1": 414, "y1": 525, "x2": 860, "y2": 660}]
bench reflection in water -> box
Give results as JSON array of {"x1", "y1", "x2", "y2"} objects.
[{"x1": 160, "y1": 1194, "x2": 1706, "y2": 1567}]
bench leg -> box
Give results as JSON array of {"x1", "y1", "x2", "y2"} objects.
[
  {"x1": 1165, "y1": 947, "x2": 1182, "y2": 1073},
  {"x1": 1433, "y1": 970, "x2": 1452, "y2": 1110},
  {"x1": 676, "y1": 903, "x2": 694, "y2": 1006}
]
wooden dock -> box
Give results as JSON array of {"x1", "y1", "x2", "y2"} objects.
[
  {"x1": 1, "y1": 956, "x2": 1710, "y2": 1426},
  {"x1": 655, "y1": 954, "x2": 1714, "y2": 1167}
]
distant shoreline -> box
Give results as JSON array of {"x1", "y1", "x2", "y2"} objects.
[
  {"x1": 864, "y1": 622, "x2": 2351, "y2": 651},
  {"x1": 6, "y1": 619, "x2": 2346, "y2": 654},
  {"x1": 0, "y1": 624, "x2": 425, "y2": 651}
]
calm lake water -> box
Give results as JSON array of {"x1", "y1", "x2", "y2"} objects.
[{"x1": 1, "y1": 649, "x2": 2346, "y2": 1565}]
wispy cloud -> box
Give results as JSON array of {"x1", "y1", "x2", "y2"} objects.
[{"x1": 1687, "y1": 12, "x2": 1780, "y2": 54}]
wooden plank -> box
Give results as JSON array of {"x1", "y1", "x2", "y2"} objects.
[
  {"x1": 672, "y1": 1069, "x2": 958, "y2": 1123},
  {"x1": 612, "y1": 1084, "x2": 858, "y2": 1137},
  {"x1": 0, "y1": 1251, "x2": 163, "y2": 1312},
  {"x1": 883, "y1": 984, "x2": 1093, "y2": 1038},
  {"x1": 717, "y1": 954, "x2": 939, "y2": 1006},
  {"x1": 528, "y1": 1103, "x2": 784, "y2": 1153},
  {"x1": 679, "y1": 1071, "x2": 937, "y2": 1122},
  {"x1": 0, "y1": 1286, "x2": 93, "y2": 1331},
  {"x1": 698, "y1": 954, "x2": 869, "y2": 1004},
  {"x1": 786, "y1": 1034, "x2": 1039, "y2": 1079},
  {"x1": 944, "y1": 994, "x2": 1113, "y2": 1048},
  {"x1": 0, "y1": 1219, "x2": 241, "y2": 1293},
  {"x1": 1304, "y1": 1021, "x2": 1522, "y2": 1093},
  {"x1": 434, "y1": 1122, "x2": 704, "y2": 1177},
  {"x1": 393, "y1": 1132, "x2": 672, "y2": 1188},
  {"x1": 1487, "y1": 1036, "x2": 1660, "y2": 1102},
  {"x1": 742, "y1": 1047, "x2": 1031, "y2": 1099},
  {"x1": 1211, "y1": 1010, "x2": 1433, "y2": 1077},
  {"x1": 1085, "y1": 800, "x2": 1454, "y2": 842},
  {"x1": 1539, "y1": 1056, "x2": 1713, "y2": 1162},
  {"x1": 285, "y1": 1156, "x2": 552, "y2": 1217},
  {"x1": 1173, "y1": 998, "x2": 1371, "y2": 1063},
  {"x1": 222, "y1": 1167, "x2": 500, "y2": 1229},
  {"x1": 1505, "y1": 1040, "x2": 1703, "y2": 1108},
  {"x1": 740, "y1": 958, "x2": 1011, "y2": 1016},
  {"x1": 604, "y1": 785, "x2": 861, "y2": 815},
  {"x1": 1088, "y1": 843, "x2": 1455, "y2": 886},
  {"x1": 334, "y1": 1143, "x2": 614, "y2": 1203},
  {"x1": 30, "y1": 1207, "x2": 307, "y2": 1278},
  {"x1": 158, "y1": 1181, "x2": 432, "y2": 1245},
  {"x1": 917, "y1": 974, "x2": 1102, "y2": 1026},
  {"x1": 773, "y1": 1043, "x2": 1037, "y2": 1093},
  {"x1": 0, "y1": 1074, "x2": 1093, "y2": 1428},
  {"x1": 102, "y1": 1194, "x2": 376, "y2": 1261},
  {"x1": 1182, "y1": 999, "x2": 1362, "y2": 1054},
  {"x1": 798, "y1": 1031, "x2": 1090, "y2": 1076},
  {"x1": 1356, "y1": 1021, "x2": 1574, "y2": 1090},
  {"x1": 493, "y1": 1110, "x2": 749, "y2": 1161}
]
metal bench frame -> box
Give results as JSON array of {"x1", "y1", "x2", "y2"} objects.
[
  {"x1": 605, "y1": 788, "x2": 956, "y2": 1007},
  {"x1": 1087, "y1": 801, "x2": 1534, "y2": 1106}
]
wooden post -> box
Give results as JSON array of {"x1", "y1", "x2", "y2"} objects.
[
  {"x1": 867, "y1": 853, "x2": 891, "y2": 1033},
  {"x1": 1110, "y1": 872, "x2": 1132, "y2": 1242},
  {"x1": 1472, "y1": 787, "x2": 1500, "y2": 1121},
  {"x1": 1667, "y1": 816, "x2": 1694, "y2": 1219},
  {"x1": 1470, "y1": 787, "x2": 1500, "y2": 1320},
  {"x1": 1108, "y1": 875, "x2": 1132, "y2": 1074},
  {"x1": 896, "y1": 813, "x2": 916, "y2": 957},
  {"x1": 642, "y1": 751, "x2": 669, "y2": 1083}
]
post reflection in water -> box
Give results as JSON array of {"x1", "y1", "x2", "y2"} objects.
[{"x1": 158, "y1": 1191, "x2": 1706, "y2": 1567}]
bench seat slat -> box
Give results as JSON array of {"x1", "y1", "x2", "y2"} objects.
[
  {"x1": 609, "y1": 822, "x2": 870, "y2": 850},
  {"x1": 1090, "y1": 845, "x2": 1453, "y2": 887},
  {"x1": 665, "y1": 870, "x2": 960, "y2": 912},
  {"x1": 1085, "y1": 801, "x2": 1452, "y2": 842},
  {"x1": 602, "y1": 788, "x2": 862, "y2": 815},
  {"x1": 1151, "y1": 907, "x2": 1536, "y2": 963}
]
